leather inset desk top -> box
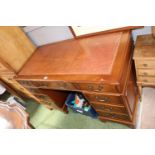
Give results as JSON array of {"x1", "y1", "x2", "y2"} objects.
[{"x1": 19, "y1": 32, "x2": 122, "y2": 76}]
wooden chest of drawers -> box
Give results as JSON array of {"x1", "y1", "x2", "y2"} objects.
[
  {"x1": 16, "y1": 30, "x2": 139, "y2": 128},
  {"x1": 133, "y1": 34, "x2": 155, "y2": 99}
]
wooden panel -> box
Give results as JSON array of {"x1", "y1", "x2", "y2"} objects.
[
  {"x1": 125, "y1": 68, "x2": 137, "y2": 113},
  {"x1": 117, "y1": 37, "x2": 133, "y2": 93},
  {"x1": 0, "y1": 26, "x2": 36, "y2": 72},
  {"x1": 34, "y1": 89, "x2": 68, "y2": 111}
]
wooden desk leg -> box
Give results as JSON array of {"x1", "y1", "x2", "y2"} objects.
[
  {"x1": 138, "y1": 85, "x2": 142, "y2": 101},
  {"x1": 128, "y1": 124, "x2": 135, "y2": 129}
]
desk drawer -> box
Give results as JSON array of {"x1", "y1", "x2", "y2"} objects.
[
  {"x1": 90, "y1": 102, "x2": 127, "y2": 114},
  {"x1": 137, "y1": 69, "x2": 155, "y2": 76},
  {"x1": 18, "y1": 80, "x2": 75, "y2": 90},
  {"x1": 84, "y1": 93, "x2": 123, "y2": 106},
  {"x1": 136, "y1": 60, "x2": 155, "y2": 68},
  {"x1": 74, "y1": 83, "x2": 117, "y2": 93},
  {"x1": 97, "y1": 111, "x2": 130, "y2": 121},
  {"x1": 137, "y1": 76, "x2": 155, "y2": 83}
]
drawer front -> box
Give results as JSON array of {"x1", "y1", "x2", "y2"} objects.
[
  {"x1": 137, "y1": 76, "x2": 155, "y2": 83},
  {"x1": 136, "y1": 60, "x2": 155, "y2": 68},
  {"x1": 137, "y1": 69, "x2": 155, "y2": 76},
  {"x1": 18, "y1": 80, "x2": 75, "y2": 90},
  {"x1": 74, "y1": 83, "x2": 117, "y2": 93},
  {"x1": 97, "y1": 111, "x2": 130, "y2": 121},
  {"x1": 84, "y1": 93, "x2": 123, "y2": 105},
  {"x1": 90, "y1": 102, "x2": 127, "y2": 114}
]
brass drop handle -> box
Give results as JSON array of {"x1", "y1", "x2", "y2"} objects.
[
  {"x1": 95, "y1": 96, "x2": 110, "y2": 102},
  {"x1": 88, "y1": 85, "x2": 94, "y2": 91},
  {"x1": 105, "y1": 113, "x2": 110, "y2": 117},
  {"x1": 93, "y1": 89, "x2": 101, "y2": 92},
  {"x1": 94, "y1": 85, "x2": 104, "y2": 92},
  {"x1": 88, "y1": 85, "x2": 104, "y2": 92},
  {"x1": 143, "y1": 64, "x2": 148, "y2": 67},
  {"x1": 98, "y1": 99, "x2": 107, "y2": 102},
  {"x1": 104, "y1": 107, "x2": 113, "y2": 112},
  {"x1": 60, "y1": 83, "x2": 67, "y2": 89},
  {"x1": 88, "y1": 85, "x2": 102, "y2": 92},
  {"x1": 111, "y1": 114, "x2": 116, "y2": 118},
  {"x1": 108, "y1": 107, "x2": 113, "y2": 112}
]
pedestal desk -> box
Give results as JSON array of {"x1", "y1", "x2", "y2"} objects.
[{"x1": 16, "y1": 30, "x2": 139, "y2": 128}]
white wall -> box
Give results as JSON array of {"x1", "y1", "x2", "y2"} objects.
[
  {"x1": 23, "y1": 26, "x2": 74, "y2": 46},
  {"x1": 23, "y1": 26, "x2": 152, "y2": 46},
  {"x1": 132, "y1": 26, "x2": 152, "y2": 42}
]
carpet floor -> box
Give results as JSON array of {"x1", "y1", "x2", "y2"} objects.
[
  {"x1": 26, "y1": 100, "x2": 129, "y2": 129},
  {"x1": 140, "y1": 87, "x2": 155, "y2": 129}
]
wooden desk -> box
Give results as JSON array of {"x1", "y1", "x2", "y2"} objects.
[{"x1": 16, "y1": 31, "x2": 139, "y2": 128}]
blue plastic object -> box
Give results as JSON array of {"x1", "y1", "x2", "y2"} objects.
[{"x1": 65, "y1": 93, "x2": 98, "y2": 118}]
